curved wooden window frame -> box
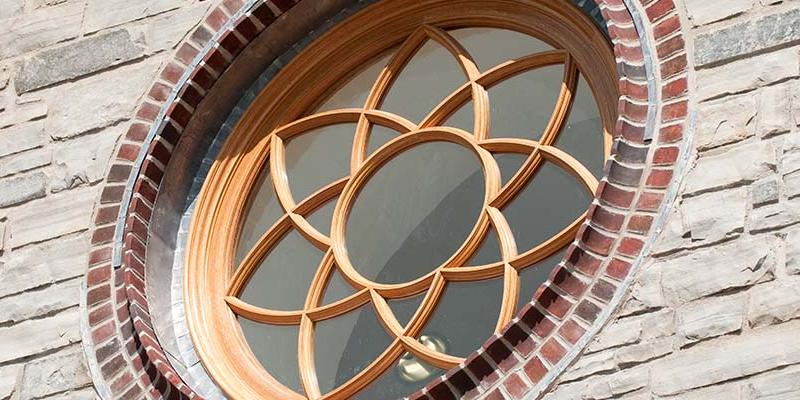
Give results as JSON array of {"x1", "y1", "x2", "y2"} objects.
[{"x1": 184, "y1": 1, "x2": 618, "y2": 399}]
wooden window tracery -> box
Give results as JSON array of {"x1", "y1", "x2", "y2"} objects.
[{"x1": 184, "y1": 1, "x2": 617, "y2": 399}]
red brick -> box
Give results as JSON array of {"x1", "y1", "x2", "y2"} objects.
[
  {"x1": 540, "y1": 339, "x2": 566, "y2": 365},
  {"x1": 108, "y1": 164, "x2": 132, "y2": 183},
  {"x1": 136, "y1": 102, "x2": 160, "y2": 122},
  {"x1": 592, "y1": 279, "x2": 617, "y2": 303},
  {"x1": 117, "y1": 143, "x2": 140, "y2": 162},
  {"x1": 503, "y1": 372, "x2": 530, "y2": 398},
  {"x1": 536, "y1": 287, "x2": 572, "y2": 319},
  {"x1": 175, "y1": 42, "x2": 199, "y2": 66},
  {"x1": 205, "y1": 7, "x2": 229, "y2": 32},
  {"x1": 519, "y1": 304, "x2": 555, "y2": 338},
  {"x1": 591, "y1": 205, "x2": 625, "y2": 232},
  {"x1": 654, "y1": 14, "x2": 681, "y2": 39},
  {"x1": 662, "y1": 76, "x2": 688, "y2": 100},
  {"x1": 87, "y1": 265, "x2": 112, "y2": 286},
  {"x1": 627, "y1": 214, "x2": 654, "y2": 234},
  {"x1": 647, "y1": 169, "x2": 673, "y2": 188},
  {"x1": 551, "y1": 267, "x2": 586, "y2": 298},
  {"x1": 126, "y1": 123, "x2": 150, "y2": 142},
  {"x1": 575, "y1": 300, "x2": 602, "y2": 323},
  {"x1": 148, "y1": 82, "x2": 172, "y2": 103},
  {"x1": 637, "y1": 191, "x2": 664, "y2": 212},
  {"x1": 646, "y1": 0, "x2": 674, "y2": 21},
  {"x1": 161, "y1": 62, "x2": 185, "y2": 85},
  {"x1": 567, "y1": 247, "x2": 601, "y2": 277},
  {"x1": 662, "y1": 100, "x2": 688, "y2": 122},
  {"x1": 654, "y1": 146, "x2": 679, "y2": 165},
  {"x1": 523, "y1": 356, "x2": 548, "y2": 384},
  {"x1": 581, "y1": 226, "x2": 615, "y2": 256},
  {"x1": 661, "y1": 54, "x2": 687, "y2": 78},
  {"x1": 659, "y1": 123, "x2": 684, "y2": 143},
  {"x1": 95, "y1": 205, "x2": 120, "y2": 225},
  {"x1": 600, "y1": 183, "x2": 636, "y2": 209},
  {"x1": 558, "y1": 319, "x2": 586, "y2": 344},
  {"x1": 618, "y1": 237, "x2": 644, "y2": 257},
  {"x1": 657, "y1": 34, "x2": 685, "y2": 59},
  {"x1": 607, "y1": 258, "x2": 632, "y2": 280}
]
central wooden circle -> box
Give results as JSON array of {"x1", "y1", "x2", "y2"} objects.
[{"x1": 330, "y1": 128, "x2": 500, "y2": 289}]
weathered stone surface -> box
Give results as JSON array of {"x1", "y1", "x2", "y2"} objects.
[
  {"x1": 695, "y1": 7, "x2": 800, "y2": 67},
  {"x1": 14, "y1": 345, "x2": 90, "y2": 399},
  {"x1": 0, "y1": 121, "x2": 46, "y2": 158},
  {"x1": 6, "y1": 188, "x2": 94, "y2": 248},
  {"x1": 679, "y1": 384, "x2": 742, "y2": 400},
  {"x1": 620, "y1": 264, "x2": 666, "y2": 315},
  {"x1": 696, "y1": 94, "x2": 756, "y2": 150},
  {"x1": 0, "y1": 308, "x2": 81, "y2": 365},
  {"x1": 0, "y1": 98, "x2": 47, "y2": 130},
  {"x1": 561, "y1": 349, "x2": 617, "y2": 382},
  {"x1": 0, "y1": 171, "x2": 47, "y2": 208},
  {"x1": 651, "y1": 204, "x2": 689, "y2": 255},
  {"x1": 787, "y1": 225, "x2": 800, "y2": 275},
  {"x1": 745, "y1": 368, "x2": 800, "y2": 399},
  {"x1": 651, "y1": 320, "x2": 800, "y2": 396},
  {"x1": 684, "y1": 0, "x2": 753, "y2": 27},
  {"x1": 758, "y1": 82, "x2": 795, "y2": 137},
  {"x1": 84, "y1": 0, "x2": 184, "y2": 34},
  {"x1": 685, "y1": 141, "x2": 776, "y2": 195},
  {"x1": 585, "y1": 366, "x2": 649, "y2": 399},
  {"x1": 0, "y1": 277, "x2": 80, "y2": 325},
  {"x1": 696, "y1": 48, "x2": 799, "y2": 101},
  {"x1": 749, "y1": 202, "x2": 800, "y2": 233},
  {"x1": 640, "y1": 309, "x2": 676, "y2": 340},
  {"x1": 660, "y1": 238, "x2": 775, "y2": 304},
  {"x1": 677, "y1": 294, "x2": 745, "y2": 346},
  {"x1": 142, "y1": 3, "x2": 212, "y2": 52},
  {"x1": 614, "y1": 338, "x2": 673, "y2": 367},
  {"x1": 43, "y1": 60, "x2": 160, "y2": 139},
  {"x1": 51, "y1": 129, "x2": 119, "y2": 192},
  {"x1": 42, "y1": 388, "x2": 97, "y2": 400},
  {"x1": 682, "y1": 187, "x2": 747, "y2": 243},
  {"x1": 0, "y1": 233, "x2": 88, "y2": 298},
  {"x1": 15, "y1": 29, "x2": 146, "y2": 94},
  {"x1": 752, "y1": 177, "x2": 779, "y2": 207},
  {"x1": 0, "y1": 148, "x2": 50, "y2": 178},
  {"x1": 0, "y1": 2, "x2": 83, "y2": 59},
  {"x1": 587, "y1": 316, "x2": 642, "y2": 353},
  {"x1": 0, "y1": 365, "x2": 19, "y2": 400},
  {"x1": 0, "y1": 0, "x2": 23, "y2": 20},
  {"x1": 748, "y1": 281, "x2": 800, "y2": 327}
]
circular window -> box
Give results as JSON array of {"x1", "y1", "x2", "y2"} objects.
[{"x1": 185, "y1": 1, "x2": 617, "y2": 399}]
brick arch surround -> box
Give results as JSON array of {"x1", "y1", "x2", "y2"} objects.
[{"x1": 79, "y1": 0, "x2": 691, "y2": 399}]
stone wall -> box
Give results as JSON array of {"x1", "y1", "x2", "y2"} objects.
[
  {"x1": 0, "y1": 1, "x2": 212, "y2": 399},
  {"x1": 544, "y1": 1, "x2": 800, "y2": 399},
  {"x1": 0, "y1": 0, "x2": 799, "y2": 399}
]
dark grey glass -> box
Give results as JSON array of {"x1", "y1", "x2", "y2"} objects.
[
  {"x1": 503, "y1": 162, "x2": 590, "y2": 254},
  {"x1": 488, "y1": 66, "x2": 563, "y2": 140},
  {"x1": 516, "y1": 249, "x2": 566, "y2": 312},
  {"x1": 449, "y1": 28, "x2": 553, "y2": 71},
  {"x1": 443, "y1": 100, "x2": 473, "y2": 133},
  {"x1": 235, "y1": 166, "x2": 284, "y2": 265},
  {"x1": 351, "y1": 355, "x2": 445, "y2": 400},
  {"x1": 495, "y1": 152, "x2": 528, "y2": 185},
  {"x1": 306, "y1": 196, "x2": 337, "y2": 236},
  {"x1": 239, "y1": 319, "x2": 303, "y2": 393},
  {"x1": 314, "y1": 304, "x2": 393, "y2": 393},
  {"x1": 381, "y1": 40, "x2": 465, "y2": 123},
  {"x1": 556, "y1": 75, "x2": 605, "y2": 177},
  {"x1": 346, "y1": 142, "x2": 485, "y2": 284},
  {"x1": 387, "y1": 293, "x2": 425, "y2": 327},
  {"x1": 315, "y1": 51, "x2": 394, "y2": 113},
  {"x1": 420, "y1": 278, "x2": 504, "y2": 357},
  {"x1": 240, "y1": 230, "x2": 324, "y2": 311},
  {"x1": 320, "y1": 265, "x2": 357, "y2": 306},
  {"x1": 366, "y1": 125, "x2": 399, "y2": 157},
  {"x1": 466, "y1": 226, "x2": 501, "y2": 266},
  {"x1": 284, "y1": 124, "x2": 355, "y2": 201}
]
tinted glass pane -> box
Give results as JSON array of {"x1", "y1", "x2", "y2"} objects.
[
  {"x1": 381, "y1": 40, "x2": 465, "y2": 123},
  {"x1": 449, "y1": 28, "x2": 553, "y2": 71},
  {"x1": 503, "y1": 162, "x2": 590, "y2": 254},
  {"x1": 315, "y1": 304, "x2": 393, "y2": 394},
  {"x1": 495, "y1": 152, "x2": 528, "y2": 186},
  {"x1": 239, "y1": 319, "x2": 303, "y2": 393},
  {"x1": 517, "y1": 249, "x2": 566, "y2": 312},
  {"x1": 387, "y1": 293, "x2": 425, "y2": 328},
  {"x1": 240, "y1": 230, "x2": 324, "y2": 311},
  {"x1": 315, "y1": 51, "x2": 394, "y2": 113},
  {"x1": 442, "y1": 100, "x2": 473, "y2": 133},
  {"x1": 321, "y1": 265, "x2": 357, "y2": 306},
  {"x1": 421, "y1": 278, "x2": 504, "y2": 357},
  {"x1": 556, "y1": 76, "x2": 606, "y2": 177},
  {"x1": 306, "y1": 196, "x2": 337, "y2": 236},
  {"x1": 466, "y1": 226, "x2": 501, "y2": 266},
  {"x1": 488, "y1": 66, "x2": 563, "y2": 140},
  {"x1": 284, "y1": 124, "x2": 355, "y2": 201},
  {"x1": 347, "y1": 142, "x2": 484, "y2": 284},
  {"x1": 236, "y1": 166, "x2": 284, "y2": 265},
  {"x1": 352, "y1": 355, "x2": 445, "y2": 400},
  {"x1": 367, "y1": 125, "x2": 399, "y2": 157}
]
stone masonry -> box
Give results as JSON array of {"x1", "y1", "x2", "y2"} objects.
[
  {"x1": 0, "y1": 1, "x2": 212, "y2": 399},
  {"x1": 1, "y1": 0, "x2": 800, "y2": 399},
  {"x1": 543, "y1": 1, "x2": 800, "y2": 399}
]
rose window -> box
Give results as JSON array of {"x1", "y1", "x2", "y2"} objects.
[{"x1": 184, "y1": 3, "x2": 616, "y2": 398}]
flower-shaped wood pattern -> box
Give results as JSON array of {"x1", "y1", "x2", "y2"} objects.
[{"x1": 224, "y1": 25, "x2": 606, "y2": 399}]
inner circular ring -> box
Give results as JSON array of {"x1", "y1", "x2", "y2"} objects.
[{"x1": 330, "y1": 126, "x2": 502, "y2": 294}]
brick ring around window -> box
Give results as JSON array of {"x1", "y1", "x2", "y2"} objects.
[{"x1": 79, "y1": 0, "x2": 691, "y2": 399}]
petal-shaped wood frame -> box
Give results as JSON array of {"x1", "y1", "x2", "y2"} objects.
[{"x1": 184, "y1": 1, "x2": 617, "y2": 399}]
